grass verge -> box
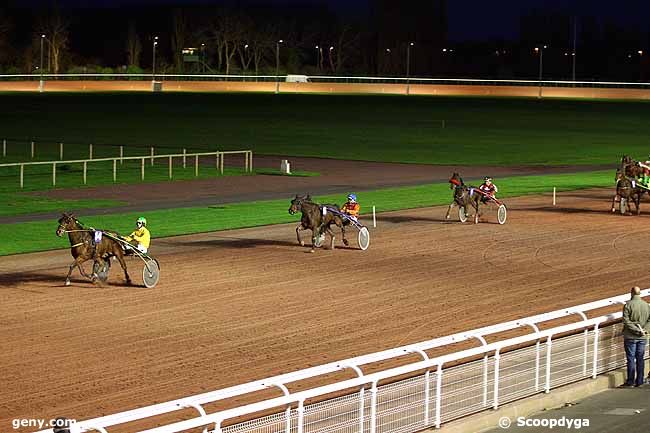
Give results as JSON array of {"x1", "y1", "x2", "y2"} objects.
[{"x1": 0, "y1": 170, "x2": 614, "y2": 256}]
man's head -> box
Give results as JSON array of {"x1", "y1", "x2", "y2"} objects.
[
  {"x1": 484, "y1": 177, "x2": 492, "y2": 185},
  {"x1": 136, "y1": 216, "x2": 147, "y2": 228},
  {"x1": 631, "y1": 286, "x2": 641, "y2": 296},
  {"x1": 347, "y1": 193, "x2": 357, "y2": 203}
]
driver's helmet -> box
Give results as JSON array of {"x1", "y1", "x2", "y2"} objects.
[
  {"x1": 347, "y1": 193, "x2": 357, "y2": 202},
  {"x1": 484, "y1": 177, "x2": 492, "y2": 184},
  {"x1": 136, "y1": 216, "x2": 147, "y2": 227}
]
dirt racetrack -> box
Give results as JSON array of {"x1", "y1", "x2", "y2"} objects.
[{"x1": 2, "y1": 187, "x2": 649, "y2": 432}]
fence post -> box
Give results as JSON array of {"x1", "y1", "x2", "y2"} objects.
[
  {"x1": 83, "y1": 161, "x2": 87, "y2": 184},
  {"x1": 591, "y1": 325, "x2": 600, "y2": 378},
  {"x1": 168, "y1": 155, "x2": 172, "y2": 179},
  {"x1": 150, "y1": 146, "x2": 154, "y2": 166},
  {"x1": 31, "y1": 141, "x2": 35, "y2": 159},
  {"x1": 59, "y1": 142, "x2": 64, "y2": 160},
  {"x1": 20, "y1": 164, "x2": 24, "y2": 188},
  {"x1": 89, "y1": 144, "x2": 93, "y2": 160},
  {"x1": 249, "y1": 151, "x2": 253, "y2": 171},
  {"x1": 424, "y1": 370, "x2": 431, "y2": 425},
  {"x1": 220, "y1": 153, "x2": 224, "y2": 174},
  {"x1": 183, "y1": 148, "x2": 187, "y2": 168},
  {"x1": 52, "y1": 162, "x2": 56, "y2": 186},
  {"x1": 545, "y1": 336, "x2": 553, "y2": 392},
  {"x1": 358, "y1": 387, "x2": 365, "y2": 433},
  {"x1": 492, "y1": 351, "x2": 501, "y2": 409},
  {"x1": 434, "y1": 365, "x2": 442, "y2": 429},
  {"x1": 2, "y1": 139, "x2": 6, "y2": 157},
  {"x1": 369, "y1": 382, "x2": 378, "y2": 433},
  {"x1": 195, "y1": 154, "x2": 199, "y2": 177},
  {"x1": 141, "y1": 157, "x2": 145, "y2": 180},
  {"x1": 113, "y1": 159, "x2": 117, "y2": 182},
  {"x1": 296, "y1": 401, "x2": 305, "y2": 433},
  {"x1": 120, "y1": 145, "x2": 124, "y2": 165},
  {"x1": 245, "y1": 151, "x2": 249, "y2": 172},
  {"x1": 535, "y1": 341, "x2": 541, "y2": 391}
]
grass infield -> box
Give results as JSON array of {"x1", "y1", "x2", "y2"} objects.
[
  {"x1": 0, "y1": 93, "x2": 648, "y2": 166},
  {"x1": 0, "y1": 170, "x2": 614, "y2": 256}
]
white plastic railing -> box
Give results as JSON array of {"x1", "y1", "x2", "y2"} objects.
[
  {"x1": 1, "y1": 73, "x2": 649, "y2": 88},
  {"x1": 0, "y1": 150, "x2": 252, "y2": 188},
  {"x1": 31, "y1": 289, "x2": 650, "y2": 433}
]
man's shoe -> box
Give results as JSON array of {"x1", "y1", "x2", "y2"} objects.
[{"x1": 620, "y1": 382, "x2": 634, "y2": 387}]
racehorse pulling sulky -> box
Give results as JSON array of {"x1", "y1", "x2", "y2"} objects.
[{"x1": 288, "y1": 194, "x2": 348, "y2": 251}]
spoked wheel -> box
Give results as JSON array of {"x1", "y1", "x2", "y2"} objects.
[
  {"x1": 357, "y1": 227, "x2": 370, "y2": 251},
  {"x1": 458, "y1": 207, "x2": 468, "y2": 223},
  {"x1": 313, "y1": 233, "x2": 326, "y2": 248},
  {"x1": 142, "y1": 258, "x2": 160, "y2": 288},
  {"x1": 620, "y1": 198, "x2": 627, "y2": 215},
  {"x1": 497, "y1": 204, "x2": 507, "y2": 225}
]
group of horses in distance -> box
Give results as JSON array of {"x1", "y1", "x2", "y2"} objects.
[{"x1": 611, "y1": 155, "x2": 648, "y2": 215}]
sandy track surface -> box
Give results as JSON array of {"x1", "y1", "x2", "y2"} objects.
[{"x1": 1, "y1": 188, "x2": 648, "y2": 432}]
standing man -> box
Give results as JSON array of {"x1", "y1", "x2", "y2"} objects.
[{"x1": 622, "y1": 286, "x2": 650, "y2": 387}]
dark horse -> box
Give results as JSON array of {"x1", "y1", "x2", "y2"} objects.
[
  {"x1": 444, "y1": 172, "x2": 482, "y2": 224},
  {"x1": 288, "y1": 195, "x2": 347, "y2": 250},
  {"x1": 611, "y1": 169, "x2": 642, "y2": 215},
  {"x1": 621, "y1": 155, "x2": 644, "y2": 178},
  {"x1": 56, "y1": 213, "x2": 132, "y2": 286}
]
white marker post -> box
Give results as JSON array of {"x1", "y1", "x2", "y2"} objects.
[
  {"x1": 553, "y1": 187, "x2": 556, "y2": 206},
  {"x1": 372, "y1": 205, "x2": 376, "y2": 228}
]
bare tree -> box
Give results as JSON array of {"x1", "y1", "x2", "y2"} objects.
[
  {"x1": 126, "y1": 20, "x2": 142, "y2": 67},
  {"x1": 171, "y1": 8, "x2": 187, "y2": 72},
  {"x1": 39, "y1": 4, "x2": 69, "y2": 74},
  {"x1": 209, "y1": 10, "x2": 246, "y2": 74},
  {"x1": 328, "y1": 25, "x2": 359, "y2": 73}
]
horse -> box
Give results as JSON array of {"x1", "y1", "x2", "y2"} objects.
[
  {"x1": 288, "y1": 195, "x2": 347, "y2": 250},
  {"x1": 621, "y1": 155, "x2": 644, "y2": 179},
  {"x1": 56, "y1": 213, "x2": 132, "y2": 286},
  {"x1": 611, "y1": 169, "x2": 642, "y2": 215},
  {"x1": 444, "y1": 172, "x2": 481, "y2": 224}
]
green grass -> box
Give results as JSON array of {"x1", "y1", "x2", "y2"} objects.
[
  {"x1": 0, "y1": 170, "x2": 614, "y2": 256},
  {"x1": 0, "y1": 93, "x2": 649, "y2": 166}
]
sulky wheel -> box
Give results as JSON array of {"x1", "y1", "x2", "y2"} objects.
[
  {"x1": 497, "y1": 204, "x2": 507, "y2": 225},
  {"x1": 357, "y1": 226, "x2": 370, "y2": 251},
  {"x1": 313, "y1": 232, "x2": 326, "y2": 248},
  {"x1": 458, "y1": 207, "x2": 468, "y2": 223},
  {"x1": 142, "y1": 258, "x2": 160, "y2": 288}
]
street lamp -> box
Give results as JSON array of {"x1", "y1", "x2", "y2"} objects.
[
  {"x1": 275, "y1": 39, "x2": 283, "y2": 94},
  {"x1": 535, "y1": 45, "x2": 547, "y2": 98},
  {"x1": 201, "y1": 43, "x2": 205, "y2": 74},
  {"x1": 39, "y1": 34, "x2": 45, "y2": 92},
  {"x1": 406, "y1": 42, "x2": 414, "y2": 95},
  {"x1": 152, "y1": 36, "x2": 159, "y2": 82},
  {"x1": 315, "y1": 45, "x2": 321, "y2": 70}
]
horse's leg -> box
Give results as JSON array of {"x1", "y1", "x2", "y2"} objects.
[
  {"x1": 326, "y1": 225, "x2": 336, "y2": 250},
  {"x1": 296, "y1": 224, "x2": 305, "y2": 247},
  {"x1": 473, "y1": 200, "x2": 480, "y2": 224},
  {"x1": 65, "y1": 256, "x2": 91, "y2": 286},
  {"x1": 611, "y1": 194, "x2": 618, "y2": 212},
  {"x1": 445, "y1": 202, "x2": 455, "y2": 219},
  {"x1": 636, "y1": 193, "x2": 641, "y2": 215}
]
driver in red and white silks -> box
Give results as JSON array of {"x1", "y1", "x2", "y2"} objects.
[
  {"x1": 340, "y1": 193, "x2": 360, "y2": 222},
  {"x1": 479, "y1": 177, "x2": 498, "y2": 203}
]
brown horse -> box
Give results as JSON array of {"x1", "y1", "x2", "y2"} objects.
[
  {"x1": 611, "y1": 169, "x2": 642, "y2": 215},
  {"x1": 621, "y1": 155, "x2": 644, "y2": 178},
  {"x1": 288, "y1": 195, "x2": 347, "y2": 250},
  {"x1": 56, "y1": 213, "x2": 132, "y2": 286},
  {"x1": 444, "y1": 172, "x2": 481, "y2": 224}
]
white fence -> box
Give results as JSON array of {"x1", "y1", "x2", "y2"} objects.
[
  {"x1": 0, "y1": 149, "x2": 253, "y2": 188},
  {"x1": 33, "y1": 290, "x2": 650, "y2": 433},
  {"x1": 1, "y1": 73, "x2": 650, "y2": 89}
]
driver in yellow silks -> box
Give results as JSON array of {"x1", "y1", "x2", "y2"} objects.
[{"x1": 125, "y1": 216, "x2": 150, "y2": 254}]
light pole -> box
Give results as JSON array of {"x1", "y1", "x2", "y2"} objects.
[
  {"x1": 329, "y1": 46, "x2": 334, "y2": 72},
  {"x1": 39, "y1": 34, "x2": 45, "y2": 92},
  {"x1": 275, "y1": 39, "x2": 283, "y2": 94},
  {"x1": 152, "y1": 36, "x2": 158, "y2": 82},
  {"x1": 201, "y1": 43, "x2": 205, "y2": 74},
  {"x1": 315, "y1": 45, "x2": 320, "y2": 70},
  {"x1": 406, "y1": 42, "x2": 414, "y2": 95},
  {"x1": 535, "y1": 45, "x2": 546, "y2": 98}
]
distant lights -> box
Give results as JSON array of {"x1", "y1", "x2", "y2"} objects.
[
  {"x1": 639, "y1": 50, "x2": 644, "y2": 55},
  {"x1": 386, "y1": 48, "x2": 391, "y2": 53}
]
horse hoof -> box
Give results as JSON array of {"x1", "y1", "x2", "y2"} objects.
[
  {"x1": 309, "y1": 249, "x2": 315, "y2": 253},
  {"x1": 300, "y1": 241, "x2": 305, "y2": 247},
  {"x1": 343, "y1": 239, "x2": 349, "y2": 246},
  {"x1": 64, "y1": 280, "x2": 71, "y2": 286}
]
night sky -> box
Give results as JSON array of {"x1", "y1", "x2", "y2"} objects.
[{"x1": 14, "y1": 0, "x2": 650, "y2": 42}]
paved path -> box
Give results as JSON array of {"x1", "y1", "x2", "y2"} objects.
[{"x1": 484, "y1": 385, "x2": 650, "y2": 433}]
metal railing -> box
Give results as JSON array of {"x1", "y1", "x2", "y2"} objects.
[
  {"x1": 1, "y1": 73, "x2": 649, "y2": 89},
  {"x1": 0, "y1": 149, "x2": 253, "y2": 188},
  {"x1": 32, "y1": 290, "x2": 650, "y2": 433}
]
